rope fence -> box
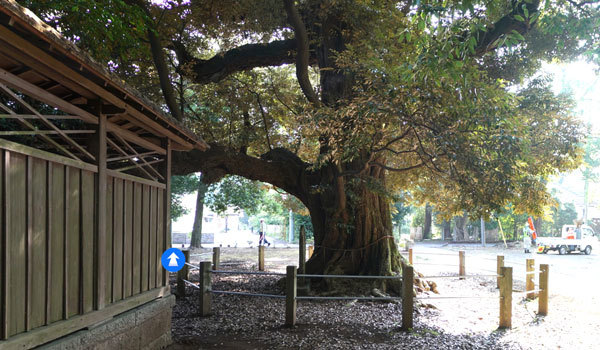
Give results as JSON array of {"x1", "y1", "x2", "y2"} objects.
[{"x1": 175, "y1": 234, "x2": 549, "y2": 330}]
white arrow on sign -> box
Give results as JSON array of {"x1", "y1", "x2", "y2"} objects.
[{"x1": 168, "y1": 252, "x2": 179, "y2": 267}]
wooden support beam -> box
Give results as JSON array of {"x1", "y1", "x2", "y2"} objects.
[
  {"x1": 0, "y1": 67, "x2": 166, "y2": 155},
  {"x1": 0, "y1": 114, "x2": 81, "y2": 120},
  {"x1": 0, "y1": 29, "x2": 195, "y2": 149},
  {"x1": 161, "y1": 139, "x2": 171, "y2": 286},
  {"x1": 2, "y1": 151, "x2": 10, "y2": 339},
  {"x1": 112, "y1": 133, "x2": 164, "y2": 181},
  {"x1": 107, "y1": 151, "x2": 158, "y2": 163},
  {"x1": 94, "y1": 111, "x2": 107, "y2": 310},
  {"x1": 106, "y1": 138, "x2": 157, "y2": 181},
  {"x1": 0, "y1": 130, "x2": 95, "y2": 136},
  {"x1": 285, "y1": 265, "x2": 296, "y2": 327},
  {"x1": 0, "y1": 84, "x2": 96, "y2": 161},
  {"x1": 0, "y1": 101, "x2": 80, "y2": 160},
  {"x1": 112, "y1": 159, "x2": 163, "y2": 173}
]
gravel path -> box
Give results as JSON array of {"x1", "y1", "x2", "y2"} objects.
[{"x1": 167, "y1": 248, "x2": 599, "y2": 349}]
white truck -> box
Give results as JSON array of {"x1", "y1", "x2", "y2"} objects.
[{"x1": 536, "y1": 225, "x2": 597, "y2": 255}]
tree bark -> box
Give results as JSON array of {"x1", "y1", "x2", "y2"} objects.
[
  {"x1": 191, "y1": 176, "x2": 209, "y2": 248},
  {"x1": 443, "y1": 220, "x2": 451, "y2": 240},
  {"x1": 453, "y1": 213, "x2": 468, "y2": 241},
  {"x1": 423, "y1": 204, "x2": 432, "y2": 240}
]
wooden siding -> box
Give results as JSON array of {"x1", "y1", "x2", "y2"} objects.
[{"x1": 0, "y1": 145, "x2": 167, "y2": 340}]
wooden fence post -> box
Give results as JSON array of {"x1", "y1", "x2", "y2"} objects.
[
  {"x1": 538, "y1": 264, "x2": 549, "y2": 316},
  {"x1": 526, "y1": 258, "x2": 535, "y2": 299},
  {"x1": 496, "y1": 255, "x2": 504, "y2": 289},
  {"x1": 459, "y1": 251, "x2": 465, "y2": 279},
  {"x1": 285, "y1": 265, "x2": 297, "y2": 327},
  {"x1": 408, "y1": 248, "x2": 413, "y2": 265},
  {"x1": 177, "y1": 250, "x2": 190, "y2": 297},
  {"x1": 499, "y1": 266, "x2": 513, "y2": 329},
  {"x1": 299, "y1": 226, "x2": 306, "y2": 274},
  {"x1": 401, "y1": 264, "x2": 414, "y2": 330},
  {"x1": 199, "y1": 261, "x2": 212, "y2": 316},
  {"x1": 308, "y1": 245, "x2": 314, "y2": 258},
  {"x1": 212, "y1": 247, "x2": 220, "y2": 270},
  {"x1": 258, "y1": 246, "x2": 265, "y2": 271}
]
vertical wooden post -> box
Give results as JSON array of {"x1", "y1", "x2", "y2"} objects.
[
  {"x1": 161, "y1": 139, "x2": 171, "y2": 286},
  {"x1": 299, "y1": 225, "x2": 306, "y2": 274},
  {"x1": 401, "y1": 264, "x2": 414, "y2": 330},
  {"x1": 459, "y1": 251, "x2": 465, "y2": 279},
  {"x1": 538, "y1": 264, "x2": 549, "y2": 316},
  {"x1": 177, "y1": 250, "x2": 190, "y2": 297},
  {"x1": 199, "y1": 261, "x2": 212, "y2": 316},
  {"x1": 499, "y1": 266, "x2": 513, "y2": 329},
  {"x1": 95, "y1": 110, "x2": 107, "y2": 310},
  {"x1": 212, "y1": 247, "x2": 220, "y2": 270},
  {"x1": 408, "y1": 248, "x2": 413, "y2": 265},
  {"x1": 496, "y1": 255, "x2": 504, "y2": 288},
  {"x1": 1, "y1": 151, "x2": 9, "y2": 339},
  {"x1": 526, "y1": 258, "x2": 535, "y2": 299},
  {"x1": 308, "y1": 245, "x2": 314, "y2": 258},
  {"x1": 285, "y1": 265, "x2": 297, "y2": 327},
  {"x1": 258, "y1": 246, "x2": 265, "y2": 271}
]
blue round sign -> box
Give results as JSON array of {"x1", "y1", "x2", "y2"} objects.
[{"x1": 161, "y1": 248, "x2": 185, "y2": 272}]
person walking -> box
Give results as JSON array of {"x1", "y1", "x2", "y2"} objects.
[{"x1": 259, "y1": 219, "x2": 271, "y2": 247}]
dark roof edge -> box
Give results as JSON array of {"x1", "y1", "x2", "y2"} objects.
[{"x1": 0, "y1": 0, "x2": 208, "y2": 150}]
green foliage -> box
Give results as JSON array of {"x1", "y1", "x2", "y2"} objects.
[
  {"x1": 204, "y1": 176, "x2": 264, "y2": 215},
  {"x1": 171, "y1": 174, "x2": 200, "y2": 220}
]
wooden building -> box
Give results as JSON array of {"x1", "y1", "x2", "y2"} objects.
[{"x1": 0, "y1": 1, "x2": 207, "y2": 348}]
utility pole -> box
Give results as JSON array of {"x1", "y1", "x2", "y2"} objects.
[{"x1": 480, "y1": 217, "x2": 486, "y2": 247}]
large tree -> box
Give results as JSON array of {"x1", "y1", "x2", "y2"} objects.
[{"x1": 26, "y1": 0, "x2": 598, "y2": 278}]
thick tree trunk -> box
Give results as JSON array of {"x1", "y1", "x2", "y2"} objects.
[
  {"x1": 191, "y1": 176, "x2": 209, "y2": 248},
  {"x1": 453, "y1": 213, "x2": 468, "y2": 241},
  {"x1": 443, "y1": 220, "x2": 451, "y2": 240},
  {"x1": 423, "y1": 204, "x2": 432, "y2": 240}
]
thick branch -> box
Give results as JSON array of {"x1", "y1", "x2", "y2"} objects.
[
  {"x1": 180, "y1": 39, "x2": 316, "y2": 84},
  {"x1": 171, "y1": 144, "x2": 309, "y2": 201},
  {"x1": 283, "y1": 0, "x2": 320, "y2": 105},
  {"x1": 474, "y1": 1, "x2": 541, "y2": 55}
]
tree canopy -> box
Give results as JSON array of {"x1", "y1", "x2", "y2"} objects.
[{"x1": 23, "y1": 0, "x2": 600, "y2": 277}]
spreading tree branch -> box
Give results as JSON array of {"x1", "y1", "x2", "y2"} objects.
[{"x1": 283, "y1": 0, "x2": 320, "y2": 106}]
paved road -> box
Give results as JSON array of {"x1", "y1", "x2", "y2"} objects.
[{"x1": 410, "y1": 241, "x2": 600, "y2": 298}]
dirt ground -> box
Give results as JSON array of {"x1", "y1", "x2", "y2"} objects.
[{"x1": 166, "y1": 245, "x2": 600, "y2": 349}]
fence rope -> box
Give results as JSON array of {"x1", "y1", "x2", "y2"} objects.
[
  {"x1": 416, "y1": 295, "x2": 499, "y2": 300},
  {"x1": 185, "y1": 262, "x2": 200, "y2": 270},
  {"x1": 297, "y1": 274, "x2": 402, "y2": 280},
  {"x1": 419, "y1": 274, "x2": 498, "y2": 279},
  {"x1": 211, "y1": 290, "x2": 285, "y2": 299},
  {"x1": 513, "y1": 289, "x2": 543, "y2": 295},
  {"x1": 411, "y1": 252, "x2": 460, "y2": 256},
  {"x1": 413, "y1": 263, "x2": 459, "y2": 266},
  {"x1": 190, "y1": 253, "x2": 212, "y2": 257},
  {"x1": 183, "y1": 279, "x2": 200, "y2": 289},
  {"x1": 212, "y1": 270, "x2": 286, "y2": 276},
  {"x1": 296, "y1": 295, "x2": 402, "y2": 301}
]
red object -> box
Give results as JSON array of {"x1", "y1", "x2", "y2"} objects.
[{"x1": 527, "y1": 217, "x2": 538, "y2": 240}]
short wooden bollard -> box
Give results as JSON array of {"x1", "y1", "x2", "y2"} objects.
[
  {"x1": 526, "y1": 258, "x2": 535, "y2": 299},
  {"x1": 285, "y1": 265, "x2": 297, "y2": 327},
  {"x1": 199, "y1": 261, "x2": 212, "y2": 316},
  {"x1": 496, "y1": 255, "x2": 504, "y2": 288},
  {"x1": 408, "y1": 248, "x2": 413, "y2": 265},
  {"x1": 499, "y1": 266, "x2": 513, "y2": 328},
  {"x1": 258, "y1": 245, "x2": 265, "y2": 271},
  {"x1": 308, "y1": 245, "x2": 314, "y2": 258},
  {"x1": 212, "y1": 247, "x2": 220, "y2": 270},
  {"x1": 177, "y1": 250, "x2": 190, "y2": 297},
  {"x1": 401, "y1": 264, "x2": 414, "y2": 330},
  {"x1": 538, "y1": 264, "x2": 549, "y2": 316},
  {"x1": 459, "y1": 251, "x2": 465, "y2": 279}
]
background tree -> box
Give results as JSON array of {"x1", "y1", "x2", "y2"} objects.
[{"x1": 25, "y1": 0, "x2": 599, "y2": 280}]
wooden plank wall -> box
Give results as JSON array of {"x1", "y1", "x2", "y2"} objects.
[{"x1": 0, "y1": 148, "x2": 166, "y2": 339}]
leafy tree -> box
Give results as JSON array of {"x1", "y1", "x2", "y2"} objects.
[
  {"x1": 581, "y1": 135, "x2": 600, "y2": 223},
  {"x1": 171, "y1": 174, "x2": 200, "y2": 220},
  {"x1": 391, "y1": 195, "x2": 412, "y2": 238},
  {"x1": 204, "y1": 176, "x2": 265, "y2": 215},
  {"x1": 26, "y1": 0, "x2": 598, "y2": 279}
]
